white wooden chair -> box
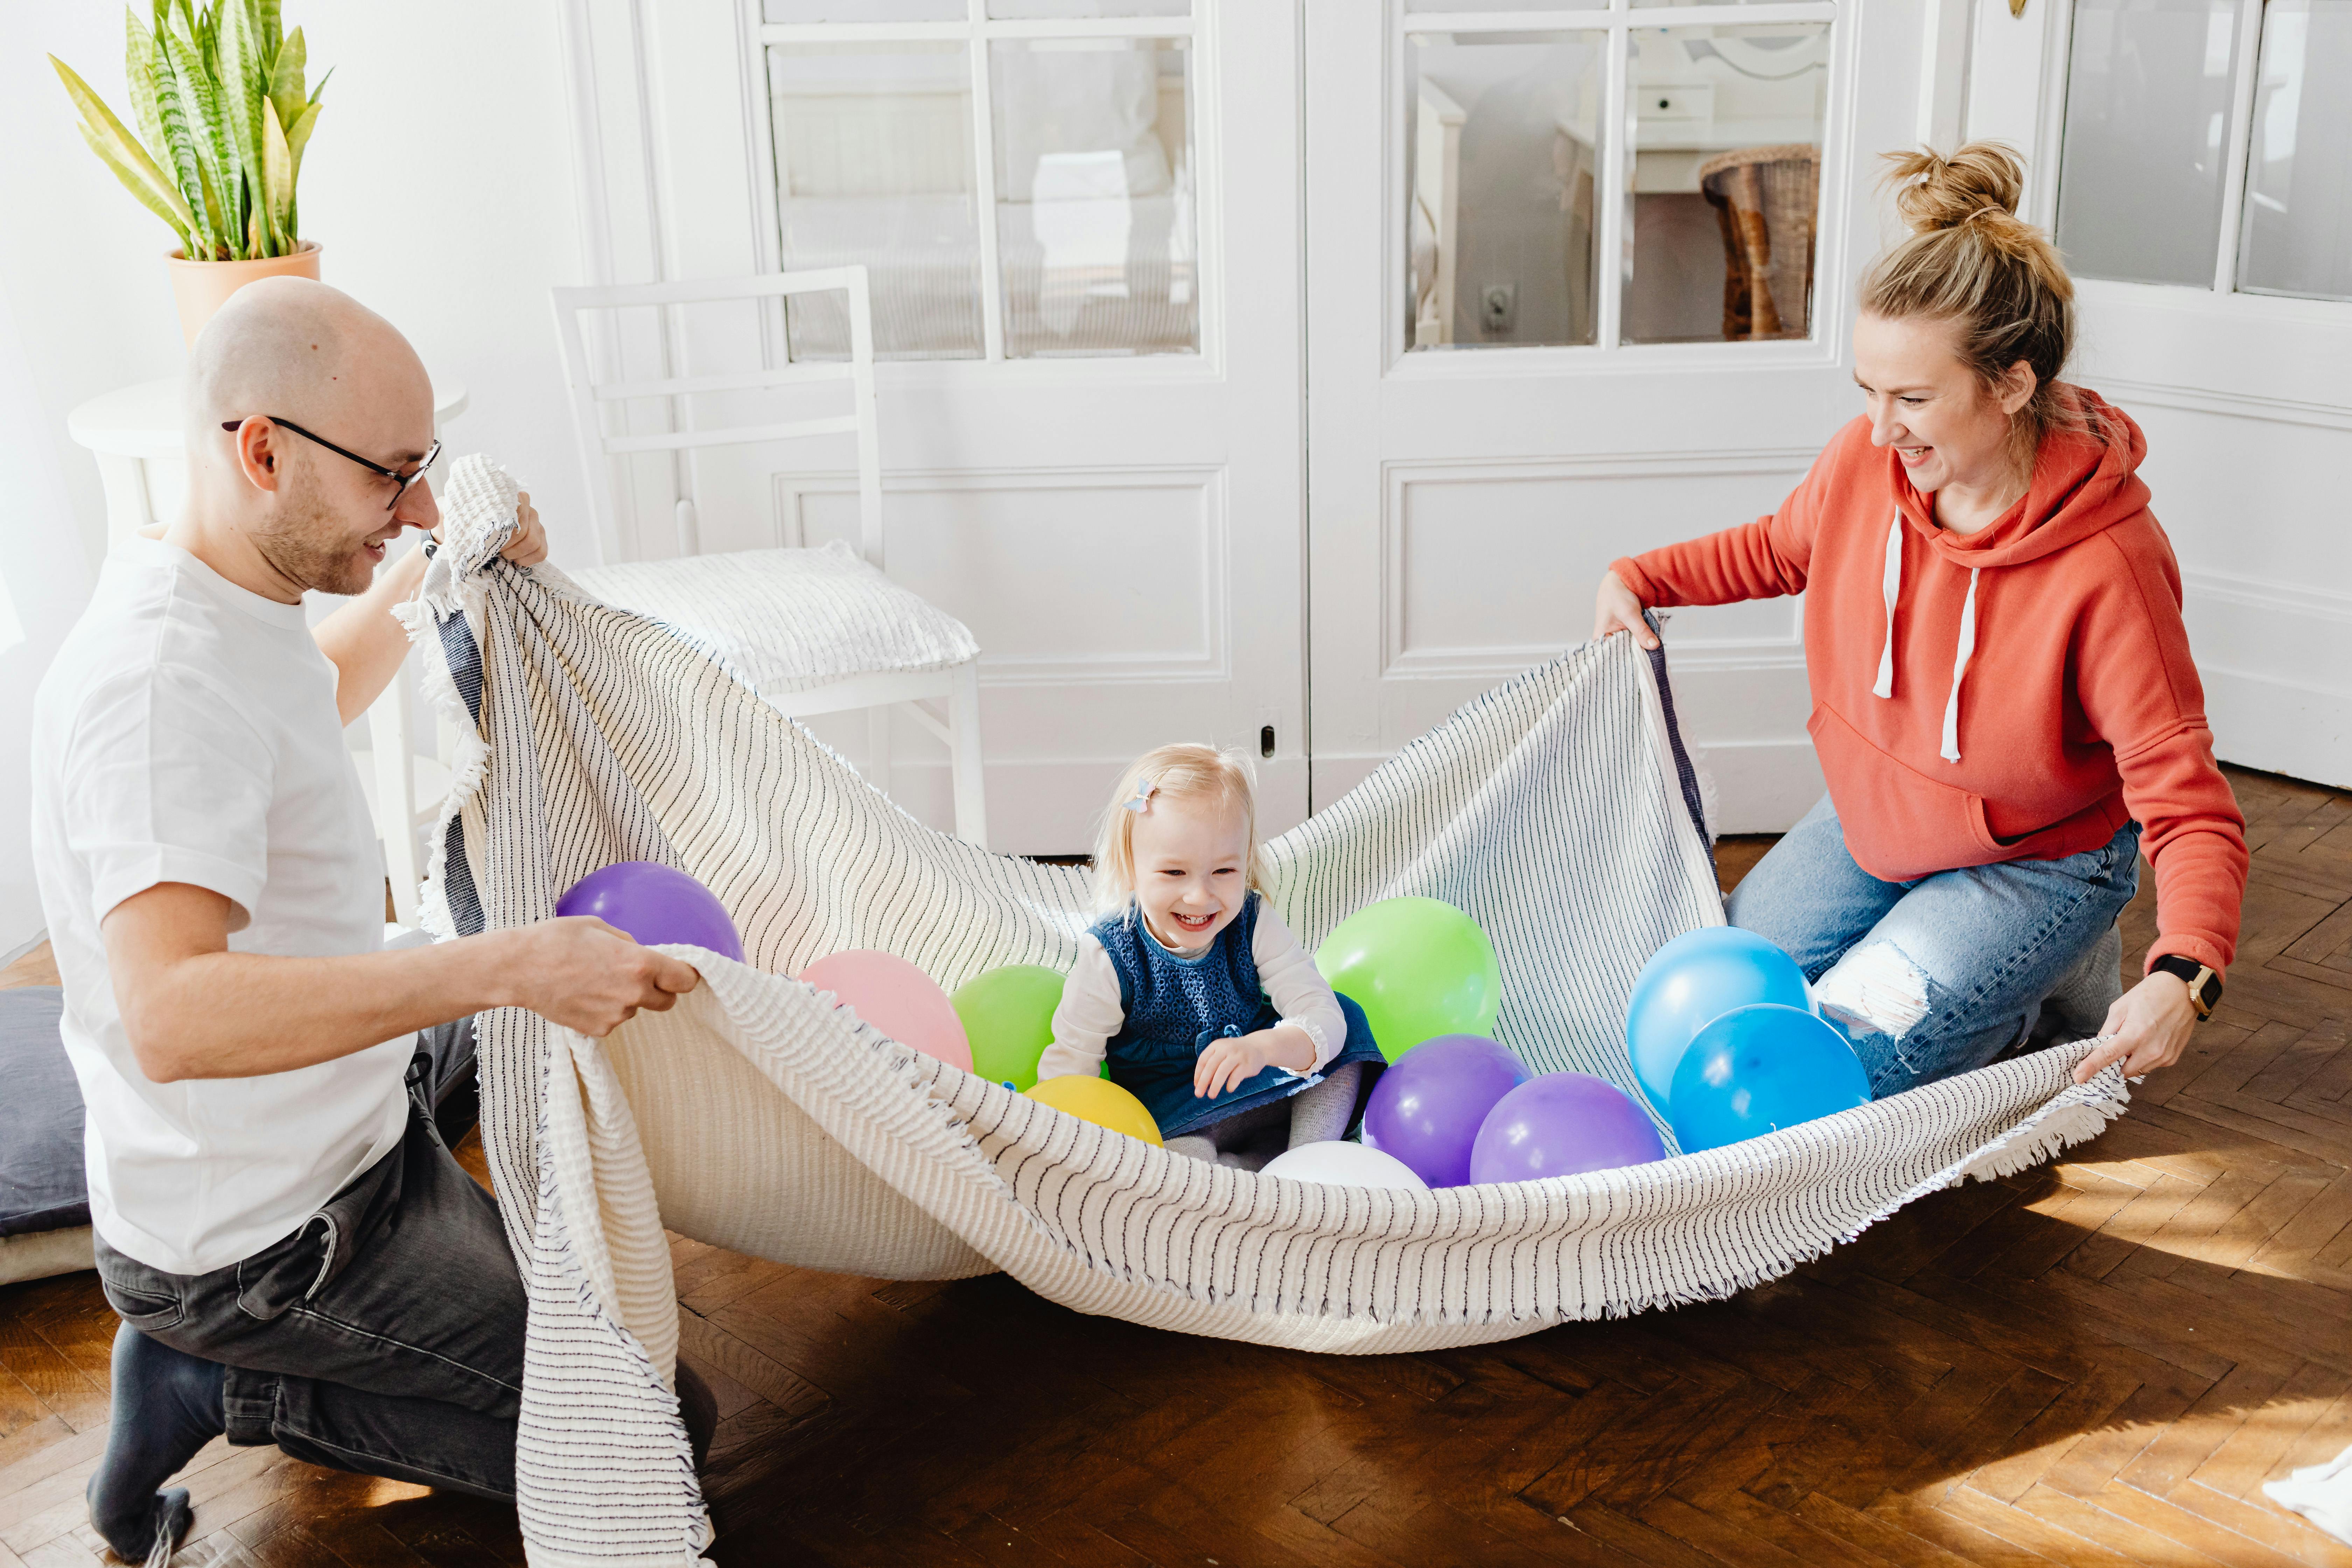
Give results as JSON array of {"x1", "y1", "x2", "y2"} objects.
[
  {"x1": 357, "y1": 632, "x2": 455, "y2": 926},
  {"x1": 549, "y1": 266, "x2": 988, "y2": 847}
]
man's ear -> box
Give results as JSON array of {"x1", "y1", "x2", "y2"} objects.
[{"x1": 230, "y1": 419, "x2": 287, "y2": 493}]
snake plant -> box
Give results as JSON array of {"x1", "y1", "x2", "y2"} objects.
[{"x1": 51, "y1": 1, "x2": 329, "y2": 261}]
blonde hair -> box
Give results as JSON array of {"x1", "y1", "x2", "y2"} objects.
[
  {"x1": 1090, "y1": 743, "x2": 1268, "y2": 919},
  {"x1": 1859, "y1": 142, "x2": 2095, "y2": 470}
]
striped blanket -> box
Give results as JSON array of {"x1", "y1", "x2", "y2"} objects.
[{"x1": 402, "y1": 456, "x2": 2133, "y2": 1566}]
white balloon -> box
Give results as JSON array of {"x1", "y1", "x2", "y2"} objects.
[{"x1": 1261, "y1": 1141, "x2": 1430, "y2": 1191}]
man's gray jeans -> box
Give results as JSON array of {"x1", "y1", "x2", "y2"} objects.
[{"x1": 92, "y1": 1019, "x2": 526, "y2": 1499}]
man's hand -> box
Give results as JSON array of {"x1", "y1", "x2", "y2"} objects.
[
  {"x1": 500, "y1": 917, "x2": 700, "y2": 1038},
  {"x1": 2072, "y1": 970, "x2": 2198, "y2": 1084},
  {"x1": 1593, "y1": 569, "x2": 1658, "y2": 649},
  {"x1": 1194, "y1": 1024, "x2": 1316, "y2": 1099}
]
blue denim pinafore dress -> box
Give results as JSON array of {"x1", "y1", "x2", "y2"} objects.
[{"x1": 1090, "y1": 891, "x2": 1384, "y2": 1140}]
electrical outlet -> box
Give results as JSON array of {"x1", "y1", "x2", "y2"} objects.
[{"x1": 1481, "y1": 283, "x2": 1516, "y2": 335}]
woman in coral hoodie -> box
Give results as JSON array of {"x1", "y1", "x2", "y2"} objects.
[{"x1": 1596, "y1": 144, "x2": 2246, "y2": 1100}]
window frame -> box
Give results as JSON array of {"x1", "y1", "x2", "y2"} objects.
[
  {"x1": 2049, "y1": 0, "x2": 2352, "y2": 307},
  {"x1": 1385, "y1": 0, "x2": 1851, "y2": 376},
  {"x1": 741, "y1": 0, "x2": 1223, "y2": 380}
]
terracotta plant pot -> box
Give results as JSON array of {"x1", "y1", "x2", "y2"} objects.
[{"x1": 166, "y1": 241, "x2": 323, "y2": 348}]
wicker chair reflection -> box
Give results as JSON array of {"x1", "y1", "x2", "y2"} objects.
[{"x1": 1699, "y1": 144, "x2": 1820, "y2": 342}]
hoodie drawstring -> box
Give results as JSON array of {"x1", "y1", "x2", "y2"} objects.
[
  {"x1": 1941, "y1": 568, "x2": 1979, "y2": 763},
  {"x1": 1872, "y1": 513, "x2": 1901, "y2": 699},
  {"x1": 1869, "y1": 512, "x2": 1979, "y2": 764}
]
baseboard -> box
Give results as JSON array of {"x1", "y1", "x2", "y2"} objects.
[
  {"x1": 1684, "y1": 740, "x2": 1826, "y2": 834},
  {"x1": 2202, "y1": 669, "x2": 2352, "y2": 791},
  {"x1": 0, "y1": 929, "x2": 49, "y2": 971}
]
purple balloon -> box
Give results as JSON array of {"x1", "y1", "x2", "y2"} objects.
[
  {"x1": 1469, "y1": 1072, "x2": 1667, "y2": 1185},
  {"x1": 1362, "y1": 1034, "x2": 1530, "y2": 1188},
  {"x1": 556, "y1": 860, "x2": 744, "y2": 962}
]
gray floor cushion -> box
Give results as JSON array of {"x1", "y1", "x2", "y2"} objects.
[
  {"x1": 0, "y1": 988, "x2": 84, "y2": 1240},
  {"x1": 0, "y1": 971, "x2": 477, "y2": 1288}
]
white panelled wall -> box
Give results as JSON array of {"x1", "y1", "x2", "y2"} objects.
[
  {"x1": 0, "y1": 4, "x2": 595, "y2": 568},
  {"x1": 1, "y1": 0, "x2": 2343, "y2": 944},
  {"x1": 0, "y1": 4, "x2": 592, "y2": 946}
]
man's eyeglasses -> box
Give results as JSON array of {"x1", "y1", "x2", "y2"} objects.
[{"x1": 220, "y1": 415, "x2": 441, "y2": 512}]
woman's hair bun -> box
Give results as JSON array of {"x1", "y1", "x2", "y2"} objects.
[
  {"x1": 1882, "y1": 142, "x2": 2027, "y2": 236},
  {"x1": 1860, "y1": 139, "x2": 2086, "y2": 464}
]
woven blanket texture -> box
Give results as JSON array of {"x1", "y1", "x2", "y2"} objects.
[{"x1": 401, "y1": 455, "x2": 2133, "y2": 1566}]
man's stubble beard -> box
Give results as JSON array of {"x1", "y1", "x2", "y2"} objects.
[{"x1": 251, "y1": 469, "x2": 377, "y2": 598}]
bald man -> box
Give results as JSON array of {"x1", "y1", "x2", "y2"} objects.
[{"x1": 31, "y1": 278, "x2": 708, "y2": 1561}]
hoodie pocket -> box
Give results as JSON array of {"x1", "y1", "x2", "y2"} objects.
[{"x1": 1807, "y1": 704, "x2": 2003, "y2": 880}]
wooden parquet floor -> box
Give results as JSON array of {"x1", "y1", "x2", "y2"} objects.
[{"x1": 5, "y1": 763, "x2": 2351, "y2": 1566}]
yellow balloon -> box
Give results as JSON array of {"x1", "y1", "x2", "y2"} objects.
[{"x1": 1024, "y1": 1074, "x2": 1162, "y2": 1146}]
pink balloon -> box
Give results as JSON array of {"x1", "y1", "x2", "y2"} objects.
[{"x1": 797, "y1": 949, "x2": 972, "y2": 1072}]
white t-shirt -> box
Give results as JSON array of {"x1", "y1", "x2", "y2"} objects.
[{"x1": 31, "y1": 537, "x2": 412, "y2": 1276}]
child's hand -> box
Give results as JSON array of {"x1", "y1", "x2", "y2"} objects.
[{"x1": 1194, "y1": 1025, "x2": 1316, "y2": 1098}]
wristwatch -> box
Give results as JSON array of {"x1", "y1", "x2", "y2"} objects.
[{"x1": 2150, "y1": 955, "x2": 2222, "y2": 1021}]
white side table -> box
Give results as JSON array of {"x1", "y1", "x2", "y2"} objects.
[
  {"x1": 65, "y1": 374, "x2": 469, "y2": 925},
  {"x1": 67, "y1": 374, "x2": 469, "y2": 563}
]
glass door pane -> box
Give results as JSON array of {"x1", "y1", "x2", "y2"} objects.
[
  {"x1": 2055, "y1": 0, "x2": 2244, "y2": 288},
  {"x1": 764, "y1": 0, "x2": 961, "y2": 18},
  {"x1": 1622, "y1": 23, "x2": 1828, "y2": 344},
  {"x1": 990, "y1": 37, "x2": 1199, "y2": 358},
  {"x1": 989, "y1": 0, "x2": 1189, "y2": 15},
  {"x1": 768, "y1": 43, "x2": 985, "y2": 360},
  {"x1": 2238, "y1": 0, "x2": 2352, "y2": 301},
  {"x1": 1401, "y1": 29, "x2": 1608, "y2": 350}
]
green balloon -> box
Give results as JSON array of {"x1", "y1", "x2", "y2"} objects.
[
  {"x1": 950, "y1": 964, "x2": 1067, "y2": 1091},
  {"x1": 1314, "y1": 895, "x2": 1500, "y2": 1063}
]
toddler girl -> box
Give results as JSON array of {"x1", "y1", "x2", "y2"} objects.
[{"x1": 1037, "y1": 744, "x2": 1386, "y2": 1168}]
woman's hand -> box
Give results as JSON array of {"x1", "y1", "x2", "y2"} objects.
[
  {"x1": 2071, "y1": 970, "x2": 2198, "y2": 1084},
  {"x1": 502, "y1": 491, "x2": 549, "y2": 567},
  {"x1": 1195, "y1": 1024, "x2": 1316, "y2": 1098},
  {"x1": 1594, "y1": 569, "x2": 1658, "y2": 650}
]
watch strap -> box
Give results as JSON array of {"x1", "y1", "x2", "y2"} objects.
[{"x1": 2150, "y1": 955, "x2": 2221, "y2": 1020}]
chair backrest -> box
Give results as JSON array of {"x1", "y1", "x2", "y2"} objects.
[
  {"x1": 1698, "y1": 144, "x2": 1820, "y2": 342},
  {"x1": 550, "y1": 267, "x2": 882, "y2": 568}
]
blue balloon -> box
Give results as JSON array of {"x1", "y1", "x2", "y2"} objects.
[
  {"x1": 1667, "y1": 1003, "x2": 1872, "y2": 1154},
  {"x1": 1624, "y1": 927, "x2": 1812, "y2": 1113}
]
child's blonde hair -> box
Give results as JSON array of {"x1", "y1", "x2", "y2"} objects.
[{"x1": 1092, "y1": 743, "x2": 1268, "y2": 918}]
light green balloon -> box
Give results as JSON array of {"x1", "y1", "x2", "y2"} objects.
[
  {"x1": 950, "y1": 964, "x2": 1066, "y2": 1091},
  {"x1": 1314, "y1": 895, "x2": 1501, "y2": 1063}
]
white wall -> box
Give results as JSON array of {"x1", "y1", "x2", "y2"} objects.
[
  {"x1": 0, "y1": 3, "x2": 595, "y2": 561},
  {"x1": 0, "y1": 293, "x2": 95, "y2": 955},
  {"x1": 0, "y1": 2, "x2": 595, "y2": 943}
]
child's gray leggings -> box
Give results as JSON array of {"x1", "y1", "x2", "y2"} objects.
[{"x1": 1163, "y1": 1062, "x2": 1364, "y2": 1170}]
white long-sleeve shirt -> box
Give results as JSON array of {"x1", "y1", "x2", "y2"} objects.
[{"x1": 1036, "y1": 904, "x2": 1348, "y2": 1083}]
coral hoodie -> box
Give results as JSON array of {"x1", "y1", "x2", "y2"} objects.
[{"x1": 1610, "y1": 391, "x2": 2246, "y2": 980}]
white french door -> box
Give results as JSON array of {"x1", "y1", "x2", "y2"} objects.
[
  {"x1": 1969, "y1": 0, "x2": 2352, "y2": 790},
  {"x1": 1302, "y1": 0, "x2": 1934, "y2": 832},
  {"x1": 564, "y1": 0, "x2": 1308, "y2": 853}
]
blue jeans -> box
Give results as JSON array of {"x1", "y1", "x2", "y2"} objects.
[{"x1": 1727, "y1": 795, "x2": 2141, "y2": 1099}]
